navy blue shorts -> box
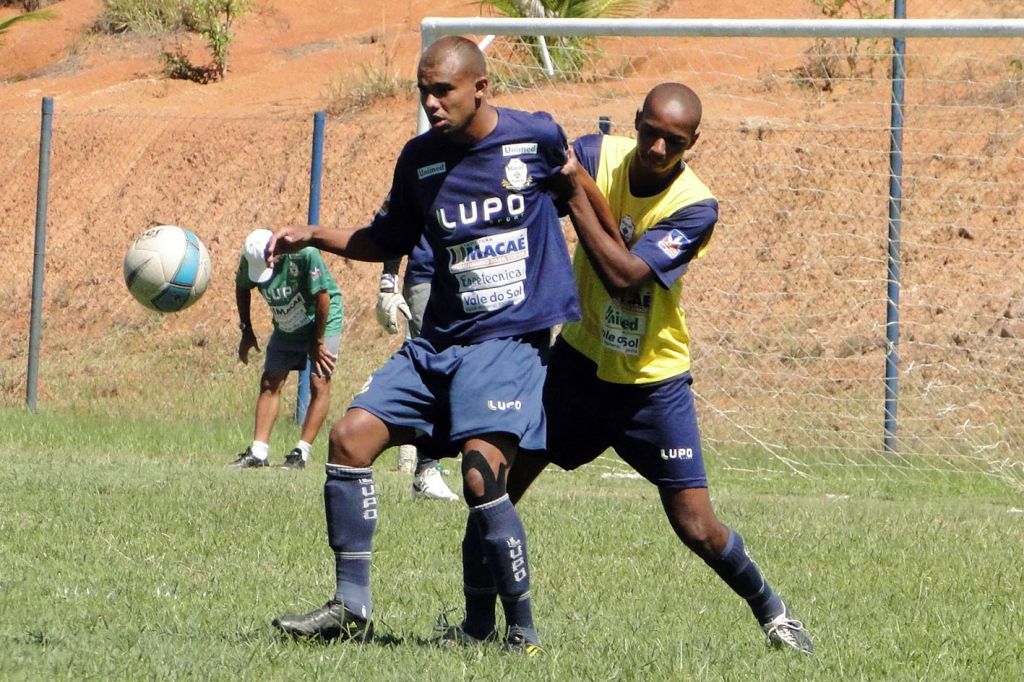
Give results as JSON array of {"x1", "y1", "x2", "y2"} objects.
[
  {"x1": 350, "y1": 332, "x2": 551, "y2": 455},
  {"x1": 540, "y1": 339, "x2": 708, "y2": 489}
]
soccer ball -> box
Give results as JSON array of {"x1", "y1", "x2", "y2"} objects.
[{"x1": 123, "y1": 225, "x2": 212, "y2": 313}]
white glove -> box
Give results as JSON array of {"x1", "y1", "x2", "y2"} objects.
[{"x1": 375, "y1": 275, "x2": 411, "y2": 334}]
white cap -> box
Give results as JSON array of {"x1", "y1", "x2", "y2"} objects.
[{"x1": 243, "y1": 229, "x2": 274, "y2": 284}]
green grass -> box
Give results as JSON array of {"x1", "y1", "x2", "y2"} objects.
[{"x1": 1, "y1": 406, "x2": 1022, "y2": 680}]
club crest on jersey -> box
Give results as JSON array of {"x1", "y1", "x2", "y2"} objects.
[
  {"x1": 288, "y1": 261, "x2": 299, "y2": 277},
  {"x1": 501, "y1": 158, "x2": 532, "y2": 190},
  {"x1": 619, "y1": 215, "x2": 636, "y2": 243},
  {"x1": 657, "y1": 229, "x2": 691, "y2": 258},
  {"x1": 417, "y1": 162, "x2": 446, "y2": 179}
]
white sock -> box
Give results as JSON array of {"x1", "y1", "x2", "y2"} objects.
[
  {"x1": 250, "y1": 441, "x2": 269, "y2": 461},
  {"x1": 296, "y1": 440, "x2": 312, "y2": 461}
]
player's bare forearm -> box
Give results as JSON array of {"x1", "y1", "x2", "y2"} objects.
[
  {"x1": 566, "y1": 184, "x2": 653, "y2": 294},
  {"x1": 235, "y1": 286, "x2": 253, "y2": 328},
  {"x1": 311, "y1": 290, "x2": 336, "y2": 376},
  {"x1": 312, "y1": 290, "x2": 330, "y2": 343},
  {"x1": 559, "y1": 149, "x2": 650, "y2": 292},
  {"x1": 574, "y1": 165, "x2": 626, "y2": 249},
  {"x1": 269, "y1": 226, "x2": 400, "y2": 263},
  {"x1": 235, "y1": 286, "x2": 258, "y2": 364}
]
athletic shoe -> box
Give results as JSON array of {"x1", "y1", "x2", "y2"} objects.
[
  {"x1": 504, "y1": 625, "x2": 543, "y2": 656},
  {"x1": 431, "y1": 612, "x2": 497, "y2": 647},
  {"x1": 762, "y1": 607, "x2": 813, "y2": 654},
  {"x1": 411, "y1": 467, "x2": 459, "y2": 501},
  {"x1": 272, "y1": 601, "x2": 373, "y2": 643},
  {"x1": 280, "y1": 448, "x2": 306, "y2": 470},
  {"x1": 397, "y1": 444, "x2": 416, "y2": 474},
  {"x1": 227, "y1": 447, "x2": 269, "y2": 469}
]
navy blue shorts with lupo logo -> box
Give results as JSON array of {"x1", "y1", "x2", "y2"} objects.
[
  {"x1": 540, "y1": 338, "x2": 709, "y2": 489},
  {"x1": 350, "y1": 332, "x2": 551, "y2": 455}
]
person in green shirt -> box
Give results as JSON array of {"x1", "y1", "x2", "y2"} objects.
[{"x1": 229, "y1": 228, "x2": 344, "y2": 470}]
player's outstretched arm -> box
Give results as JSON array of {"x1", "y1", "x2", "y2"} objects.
[
  {"x1": 268, "y1": 225, "x2": 400, "y2": 263},
  {"x1": 561, "y1": 152, "x2": 654, "y2": 294}
]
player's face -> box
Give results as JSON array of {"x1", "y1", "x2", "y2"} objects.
[
  {"x1": 633, "y1": 107, "x2": 698, "y2": 176},
  {"x1": 418, "y1": 55, "x2": 485, "y2": 141}
]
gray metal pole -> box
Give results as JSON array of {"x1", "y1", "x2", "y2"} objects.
[
  {"x1": 26, "y1": 96, "x2": 54, "y2": 412},
  {"x1": 295, "y1": 111, "x2": 325, "y2": 425},
  {"x1": 884, "y1": 0, "x2": 907, "y2": 453}
]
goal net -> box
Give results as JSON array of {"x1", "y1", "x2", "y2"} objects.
[{"x1": 422, "y1": 17, "x2": 1024, "y2": 491}]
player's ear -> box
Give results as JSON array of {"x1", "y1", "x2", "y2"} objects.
[
  {"x1": 475, "y1": 76, "x2": 489, "y2": 101},
  {"x1": 689, "y1": 129, "x2": 700, "y2": 149},
  {"x1": 634, "y1": 109, "x2": 642, "y2": 131}
]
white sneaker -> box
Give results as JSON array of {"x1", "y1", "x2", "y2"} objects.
[
  {"x1": 762, "y1": 606, "x2": 813, "y2": 654},
  {"x1": 397, "y1": 444, "x2": 416, "y2": 474},
  {"x1": 412, "y1": 467, "x2": 459, "y2": 501}
]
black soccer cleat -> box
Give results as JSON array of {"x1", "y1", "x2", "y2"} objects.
[
  {"x1": 431, "y1": 611, "x2": 498, "y2": 648},
  {"x1": 272, "y1": 601, "x2": 373, "y2": 643},
  {"x1": 227, "y1": 447, "x2": 269, "y2": 469},
  {"x1": 504, "y1": 625, "x2": 543, "y2": 656},
  {"x1": 280, "y1": 448, "x2": 306, "y2": 470}
]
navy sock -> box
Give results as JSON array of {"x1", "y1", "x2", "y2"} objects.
[
  {"x1": 705, "y1": 529, "x2": 784, "y2": 624},
  {"x1": 324, "y1": 463, "x2": 377, "y2": 621},
  {"x1": 471, "y1": 495, "x2": 534, "y2": 631},
  {"x1": 461, "y1": 514, "x2": 498, "y2": 638}
]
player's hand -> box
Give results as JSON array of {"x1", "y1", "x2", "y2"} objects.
[
  {"x1": 561, "y1": 147, "x2": 581, "y2": 184},
  {"x1": 311, "y1": 339, "x2": 337, "y2": 376},
  {"x1": 551, "y1": 147, "x2": 582, "y2": 199},
  {"x1": 238, "y1": 330, "x2": 259, "y2": 364},
  {"x1": 376, "y1": 290, "x2": 412, "y2": 334},
  {"x1": 267, "y1": 226, "x2": 314, "y2": 263}
]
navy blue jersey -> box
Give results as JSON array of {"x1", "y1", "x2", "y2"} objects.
[
  {"x1": 404, "y1": 234, "x2": 434, "y2": 287},
  {"x1": 368, "y1": 108, "x2": 580, "y2": 347}
]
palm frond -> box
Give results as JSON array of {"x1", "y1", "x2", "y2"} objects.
[{"x1": 0, "y1": 8, "x2": 57, "y2": 36}]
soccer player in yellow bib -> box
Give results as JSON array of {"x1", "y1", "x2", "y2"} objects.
[{"x1": 450, "y1": 83, "x2": 814, "y2": 653}]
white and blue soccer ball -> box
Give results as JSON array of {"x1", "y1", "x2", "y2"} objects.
[{"x1": 123, "y1": 225, "x2": 212, "y2": 313}]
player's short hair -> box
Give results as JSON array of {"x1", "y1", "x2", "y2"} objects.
[
  {"x1": 422, "y1": 35, "x2": 487, "y2": 79},
  {"x1": 642, "y1": 82, "x2": 703, "y2": 132}
]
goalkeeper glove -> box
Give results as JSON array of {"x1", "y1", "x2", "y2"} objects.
[{"x1": 376, "y1": 274, "x2": 412, "y2": 334}]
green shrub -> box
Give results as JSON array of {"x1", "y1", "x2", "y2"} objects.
[
  {"x1": 93, "y1": 0, "x2": 195, "y2": 35},
  {"x1": 324, "y1": 63, "x2": 413, "y2": 116},
  {"x1": 95, "y1": 0, "x2": 249, "y2": 83}
]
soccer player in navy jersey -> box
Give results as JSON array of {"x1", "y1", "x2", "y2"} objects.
[
  {"x1": 265, "y1": 35, "x2": 579, "y2": 654},
  {"x1": 460, "y1": 83, "x2": 814, "y2": 654}
]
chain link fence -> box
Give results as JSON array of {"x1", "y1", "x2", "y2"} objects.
[{"x1": 3, "y1": 6, "x2": 1022, "y2": 492}]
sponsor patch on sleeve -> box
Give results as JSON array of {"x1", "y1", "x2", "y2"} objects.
[
  {"x1": 657, "y1": 229, "x2": 692, "y2": 259},
  {"x1": 417, "y1": 162, "x2": 446, "y2": 179}
]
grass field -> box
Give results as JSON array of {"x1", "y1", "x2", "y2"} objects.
[{"x1": 2, "y1": 405, "x2": 1022, "y2": 681}]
